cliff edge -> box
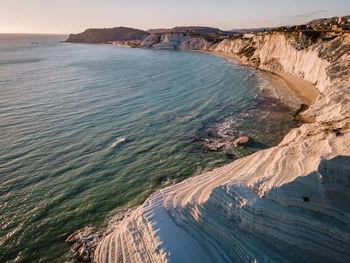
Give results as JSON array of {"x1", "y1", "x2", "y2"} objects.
[{"x1": 92, "y1": 32, "x2": 350, "y2": 263}]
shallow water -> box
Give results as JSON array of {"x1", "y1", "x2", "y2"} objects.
[{"x1": 0, "y1": 34, "x2": 299, "y2": 262}]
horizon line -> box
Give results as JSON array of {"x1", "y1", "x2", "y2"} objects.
[
  {"x1": 2, "y1": 14, "x2": 347, "y2": 35},
  {"x1": 0, "y1": 32, "x2": 69, "y2": 35},
  {"x1": 0, "y1": 25, "x2": 285, "y2": 35}
]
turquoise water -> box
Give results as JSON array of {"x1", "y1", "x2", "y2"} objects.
[{"x1": 0, "y1": 34, "x2": 299, "y2": 262}]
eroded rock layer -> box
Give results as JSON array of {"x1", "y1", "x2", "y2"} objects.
[{"x1": 95, "y1": 32, "x2": 350, "y2": 263}]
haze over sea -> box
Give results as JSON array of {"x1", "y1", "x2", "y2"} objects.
[{"x1": 0, "y1": 34, "x2": 298, "y2": 262}]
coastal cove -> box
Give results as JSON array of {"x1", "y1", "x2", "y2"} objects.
[
  {"x1": 111, "y1": 38, "x2": 320, "y2": 122},
  {"x1": 0, "y1": 0, "x2": 349, "y2": 259},
  {"x1": 74, "y1": 30, "x2": 350, "y2": 262},
  {"x1": 0, "y1": 34, "x2": 304, "y2": 263},
  {"x1": 65, "y1": 35, "x2": 325, "y2": 261},
  {"x1": 203, "y1": 51, "x2": 319, "y2": 112},
  {"x1": 65, "y1": 43, "x2": 317, "y2": 260}
]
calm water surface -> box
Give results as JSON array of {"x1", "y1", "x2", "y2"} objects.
[{"x1": 0, "y1": 34, "x2": 299, "y2": 262}]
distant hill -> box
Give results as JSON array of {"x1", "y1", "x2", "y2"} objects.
[
  {"x1": 147, "y1": 26, "x2": 223, "y2": 34},
  {"x1": 147, "y1": 28, "x2": 169, "y2": 34},
  {"x1": 307, "y1": 15, "x2": 350, "y2": 26},
  {"x1": 65, "y1": 27, "x2": 150, "y2": 43},
  {"x1": 307, "y1": 17, "x2": 336, "y2": 26}
]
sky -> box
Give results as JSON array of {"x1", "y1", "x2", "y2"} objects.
[{"x1": 0, "y1": 0, "x2": 349, "y2": 34}]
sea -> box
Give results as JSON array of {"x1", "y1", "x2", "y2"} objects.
[{"x1": 0, "y1": 34, "x2": 300, "y2": 262}]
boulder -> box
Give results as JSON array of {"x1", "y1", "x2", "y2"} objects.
[{"x1": 233, "y1": 136, "x2": 250, "y2": 147}]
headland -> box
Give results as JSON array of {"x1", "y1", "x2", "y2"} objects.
[{"x1": 65, "y1": 19, "x2": 350, "y2": 263}]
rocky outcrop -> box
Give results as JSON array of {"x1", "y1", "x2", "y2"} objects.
[
  {"x1": 94, "y1": 32, "x2": 350, "y2": 263},
  {"x1": 65, "y1": 27, "x2": 150, "y2": 44},
  {"x1": 109, "y1": 41, "x2": 142, "y2": 48},
  {"x1": 141, "y1": 33, "x2": 215, "y2": 50}
]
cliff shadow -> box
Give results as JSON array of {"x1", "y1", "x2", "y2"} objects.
[
  {"x1": 190, "y1": 155, "x2": 350, "y2": 263},
  {"x1": 252, "y1": 155, "x2": 350, "y2": 263}
]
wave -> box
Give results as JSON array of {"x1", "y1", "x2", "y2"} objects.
[
  {"x1": 0, "y1": 58, "x2": 44, "y2": 65},
  {"x1": 109, "y1": 137, "x2": 126, "y2": 148}
]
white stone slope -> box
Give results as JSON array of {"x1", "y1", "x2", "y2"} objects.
[
  {"x1": 95, "y1": 33, "x2": 350, "y2": 263},
  {"x1": 215, "y1": 33, "x2": 350, "y2": 122},
  {"x1": 141, "y1": 33, "x2": 214, "y2": 50}
]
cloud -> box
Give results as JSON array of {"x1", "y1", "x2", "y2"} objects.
[
  {"x1": 230, "y1": 10, "x2": 328, "y2": 29},
  {"x1": 282, "y1": 10, "x2": 327, "y2": 19}
]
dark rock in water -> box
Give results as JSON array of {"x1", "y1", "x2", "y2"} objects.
[
  {"x1": 66, "y1": 209, "x2": 133, "y2": 262},
  {"x1": 197, "y1": 137, "x2": 234, "y2": 152},
  {"x1": 204, "y1": 142, "x2": 225, "y2": 152},
  {"x1": 66, "y1": 226, "x2": 101, "y2": 262},
  {"x1": 234, "y1": 136, "x2": 250, "y2": 147}
]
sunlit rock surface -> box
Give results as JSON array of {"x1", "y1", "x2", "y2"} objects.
[
  {"x1": 95, "y1": 32, "x2": 350, "y2": 263},
  {"x1": 141, "y1": 33, "x2": 214, "y2": 50}
]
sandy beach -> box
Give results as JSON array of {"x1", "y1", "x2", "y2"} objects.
[
  {"x1": 188, "y1": 48, "x2": 321, "y2": 125},
  {"x1": 204, "y1": 50, "x2": 320, "y2": 108},
  {"x1": 275, "y1": 72, "x2": 319, "y2": 106},
  {"x1": 210, "y1": 50, "x2": 320, "y2": 123}
]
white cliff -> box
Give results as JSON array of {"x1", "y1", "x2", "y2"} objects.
[
  {"x1": 94, "y1": 32, "x2": 350, "y2": 263},
  {"x1": 141, "y1": 33, "x2": 214, "y2": 50},
  {"x1": 214, "y1": 32, "x2": 350, "y2": 122}
]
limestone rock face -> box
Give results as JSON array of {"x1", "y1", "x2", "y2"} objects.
[
  {"x1": 215, "y1": 33, "x2": 350, "y2": 123},
  {"x1": 179, "y1": 37, "x2": 213, "y2": 50},
  {"x1": 95, "y1": 33, "x2": 350, "y2": 263},
  {"x1": 95, "y1": 129, "x2": 350, "y2": 263},
  {"x1": 141, "y1": 33, "x2": 214, "y2": 50}
]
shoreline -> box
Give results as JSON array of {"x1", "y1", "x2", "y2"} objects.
[
  {"x1": 191, "y1": 49, "x2": 319, "y2": 122},
  {"x1": 273, "y1": 72, "x2": 319, "y2": 106},
  {"x1": 210, "y1": 50, "x2": 319, "y2": 107},
  {"x1": 102, "y1": 43, "x2": 320, "y2": 114},
  {"x1": 272, "y1": 72, "x2": 319, "y2": 123}
]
